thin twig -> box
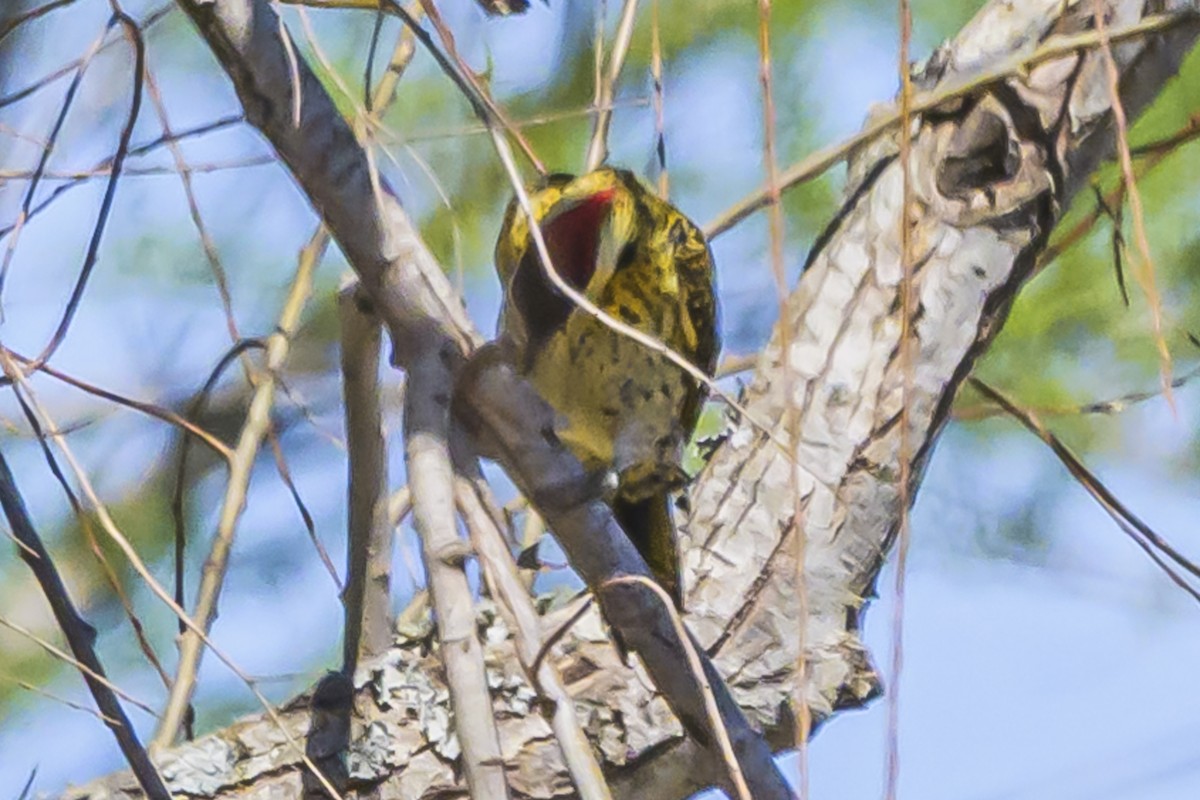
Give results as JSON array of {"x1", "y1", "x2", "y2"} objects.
[
  {"x1": 142, "y1": 70, "x2": 243, "y2": 346},
  {"x1": 15, "y1": 769, "x2": 36, "y2": 800},
  {"x1": 3, "y1": 349, "x2": 231, "y2": 459},
  {"x1": 754, "y1": 0, "x2": 808, "y2": 792},
  {"x1": 955, "y1": 363, "x2": 1200, "y2": 421},
  {"x1": 704, "y1": 11, "x2": 1196, "y2": 239},
  {"x1": 267, "y1": 429, "x2": 342, "y2": 589},
  {"x1": 885, "y1": 0, "x2": 915, "y2": 796},
  {"x1": 339, "y1": 282, "x2": 394, "y2": 674},
  {"x1": 0, "y1": 616, "x2": 157, "y2": 717},
  {"x1": 6, "y1": 377, "x2": 173, "y2": 691},
  {"x1": 0, "y1": 5, "x2": 170, "y2": 111},
  {"x1": 0, "y1": 115, "x2": 245, "y2": 242},
  {"x1": 0, "y1": 18, "x2": 111, "y2": 307},
  {"x1": 584, "y1": 0, "x2": 638, "y2": 171},
  {"x1": 650, "y1": 0, "x2": 668, "y2": 198},
  {"x1": 0, "y1": 156, "x2": 272, "y2": 180},
  {"x1": 405, "y1": 360, "x2": 511, "y2": 798},
  {"x1": 153, "y1": 235, "x2": 325, "y2": 748},
  {"x1": 0, "y1": 671, "x2": 121, "y2": 724},
  {"x1": 1092, "y1": 0, "x2": 1174, "y2": 408},
  {"x1": 171, "y1": 337, "x2": 265, "y2": 669},
  {"x1": 20, "y1": 12, "x2": 144, "y2": 374},
  {"x1": 592, "y1": 0, "x2": 606, "y2": 155},
  {"x1": 1090, "y1": 183, "x2": 1130, "y2": 306},
  {"x1": 0, "y1": 450, "x2": 171, "y2": 800},
  {"x1": 0, "y1": 0, "x2": 78, "y2": 44},
  {"x1": 405, "y1": 0, "x2": 545, "y2": 174},
  {"x1": 969, "y1": 378, "x2": 1200, "y2": 598},
  {"x1": 398, "y1": 99, "x2": 648, "y2": 144},
  {"x1": 529, "y1": 596, "x2": 593, "y2": 681}
]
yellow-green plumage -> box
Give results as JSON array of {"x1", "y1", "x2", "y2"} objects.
[{"x1": 494, "y1": 168, "x2": 718, "y2": 605}]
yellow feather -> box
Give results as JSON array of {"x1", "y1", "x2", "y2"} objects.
[{"x1": 494, "y1": 168, "x2": 719, "y2": 605}]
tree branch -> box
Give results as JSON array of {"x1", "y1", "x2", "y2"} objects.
[{"x1": 338, "y1": 281, "x2": 394, "y2": 673}]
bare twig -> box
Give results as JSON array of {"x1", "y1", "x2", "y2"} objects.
[
  {"x1": 0, "y1": 115, "x2": 245, "y2": 242},
  {"x1": 0, "y1": 5, "x2": 169, "y2": 111},
  {"x1": 528, "y1": 595, "x2": 593, "y2": 681},
  {"x1": 456, "y1": 473, "x2": 612, "y2": 800},
  {"x1": 141, "y1": 69, "x2": 242, "y2": 345},
  {"x1": 6, "y1": 376, "x2": 173, "y2": 690},
  {"x1": 1092, "y1": 0, "x2": 1174, "y2": 407},
  {"x1": 704, "y1": 11, "x2": 1196, "y2": 239},
  {"x1": 969, "y1": 378, "x2": 1200, "y2": 601},
  {"x1": 955, "y1": 363, "x2": 1200, "y2": 421},
  {"x1": 3, "y1": 350, "x2": 231, "y2": 458},
  {"x1": 171, "y1": 337, "x2": 265, "y2": 661},
  {"x1": 0, "y1": 0, "x2": 78, "y2": 44},
  {"x1": 0, "y1": 19, "x2": 110, "y2": 306},
  {"x1": 885, "y1": 1, "x2": 915, "y2": 796},
  {"x1": 398, "y1": 100, "x2": 648, "y2": 144},
  {"x1": 0, "y1": 616, "x2": 157, "y2": 717},
  {"x1": 753, "y1": 3, "x2": 808, "y2": 794},
  {"x1": 14, "y1": 769, "x2": 36, "y2": 800},
  {"x1": 339, "y1": 282, "x2": 394, "y2": 673},
  {"x1": 154, "y1": 234, "x2": 326, "y2": 748},
  {"x1": 584, "y1": 0, "x2": 638, "y2": 171},
  {"x1": 0, "y1": 450, "x2": 170, "y2": 799},
  {"x1": 266, "y1": 429, "x2": 341, "y2": 589},
  {"x1": 405, "y1": 359, "x2": 510, "y2": 798},
  {"x1": 650, "y1": 0, "x2": 668, "y2": 197},
  {"x1": 0, "y1": 671, "x2": 120, "y2": 724},
  {"x1": 407, "y1": 0, "x2": 546, "y2": 174},
  {"x1": 0, "y1": 157, "x2": 274, "y2": 180},
  {"x1": 19, "y1": 12, "x2": 144, "y2": 373},
  {"x1": 592, "y1": 0, "x2": 606, "y2": 153}
]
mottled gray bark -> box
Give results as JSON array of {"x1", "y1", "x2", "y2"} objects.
[{"x1": 63, "y1": 0, "x2": 1199, "y2": 798}]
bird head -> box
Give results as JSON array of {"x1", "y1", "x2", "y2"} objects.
[
  {"x1": 497, "y1": 169, "x2": 638, "y2": 301},
  {"x1": 494, "y1": 169, "x2": 642, "y2": 353}
]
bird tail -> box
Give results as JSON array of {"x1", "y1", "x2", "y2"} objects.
[{"x1": 611, "y1": 492, "x2": 683, "y2": 609}]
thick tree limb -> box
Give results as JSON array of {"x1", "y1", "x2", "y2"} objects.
[
  {"x1": 66, "y1": 0, "x2": 1200, "y2": 798},
  {"x1": 683, "y1": 0, "x2": 1199, "y2": 739}
]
